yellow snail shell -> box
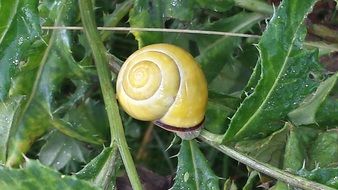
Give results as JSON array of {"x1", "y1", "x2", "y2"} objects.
[{"x1": 116, "y1": 43, "x2": 208, "y2": 139}]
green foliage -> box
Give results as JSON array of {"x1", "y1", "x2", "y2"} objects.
[
  {"x1": 171, "y1": 140, "x2": 220, "y2": 190},
  {"x1": 0, "y1": 96, "x2": 23, "y2": 163},
  {"x1": 297, "y1": 167, "x2": 338, "y2": 188},
  {"x1": 224, "y1": 0, "x2": 323, "y2": 142},
  {"x1": 288, "y1": 73, "x2": 338, "y2": 127},
  {"x1": 235, "y1": 125, "x2": 288, "y2": 168},
  {"x1": 5, "y1": 0, "x2": 90, "y2": 167},
  {"x1": 39, "y1": 130, "x2": 92, "y2": 171},
  {"x1": 0, "y1": 0, "x2": 41, "y2": 100},
  {"x1": 76, "y1": 147, "x2": 120, "y2": 189},
  {"x1": 0, "y1": 160, "x2": 98, "y2": 190}
]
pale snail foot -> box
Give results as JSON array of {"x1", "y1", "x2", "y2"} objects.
[
  {"x1": 153, "y1": 118, "x2": 204, "y2": 140},
  {"x1": 175, "y1": 127, "x2": 202, "y2": 140}
]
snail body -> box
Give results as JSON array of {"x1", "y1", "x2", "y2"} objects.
[{"x1": 116, "y1": 43, "x2": 207, "y2": 139}]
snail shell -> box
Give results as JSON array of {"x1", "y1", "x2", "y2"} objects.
[{"x1": 116, "y1": 43, "x2": 208, "y2": 139}]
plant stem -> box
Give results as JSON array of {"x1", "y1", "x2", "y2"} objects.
[
  {"x1": 79, "y1": 1, "x2": 142, "y2": 190},
  {"x1": 234, "y1": 0, "x2": 273, "y2": 15},
  {"x1": 308, "y1": 24, "x2": 338, "y2": 42},
  {"x1": 199, "y1": 130, "x2": 335, "y2": 190},
  {"x1": 305, "y1": 41, "x2": 338, "y2": 55}
]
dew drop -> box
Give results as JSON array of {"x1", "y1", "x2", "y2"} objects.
[{"x1": 183, "y1": 172, "x2": 189, "y2": 182}]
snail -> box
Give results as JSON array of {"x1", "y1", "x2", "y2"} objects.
[{"x1": 116, "y1": 43, "x2": 208, "y2": 140}]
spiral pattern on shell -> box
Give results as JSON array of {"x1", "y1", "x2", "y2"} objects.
[{"x1": 116, "y1": 44, "x2": 208, "y2": 132}]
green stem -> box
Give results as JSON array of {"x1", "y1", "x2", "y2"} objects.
[
  {"x1": 234, "y1": 0, "x2": 273, "y2": 15},
  {"x1": 79, "y1": 1, "x2": 142, "y2": 190},
  {"x1": 199, "y1": 130, "x2": 335, "y2": 190}
]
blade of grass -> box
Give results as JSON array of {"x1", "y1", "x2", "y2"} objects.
[
  {"x1": 41, "y1": 26, "x2": 338, "y2": 53},
  {"x1": 234, "y1": 0, "x2": 273, "y2": 15},
  {"x1": 78, "y1": 1, "x2": 142, "y2": 189}
]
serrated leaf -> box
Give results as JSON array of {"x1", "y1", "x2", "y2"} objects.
[
  {"x1": 0, "y1": 160, "x2": 98, "y2": 190},
  {"x1": 215, "y1": 43, "x2": 262, "y2": 96},
  {"x1": 171, "y1": 140, "x2": 220, "y2": 190},
  {"x1": 297, "y1": 167, "x2": 338, "y2": 188},
  {"x1": 0, "y1": 96, "x2": 23, "y2": 163},
  {"x1": 101, "y1": 0, "x2": 133, "y2": 41},
  {"x1": 308, "y1": 130, "x2": 338, "y2": 168},
  {"x1": 282, "y1": 124, "x2": 338, "y2": 188},
  {"x1": 51, "y1": 99, "x2": 109, "y2": 144},
  {"x1": 0, "y1": 0, "x2": 41, "y2": 100},
  {"x1": 223, "y1": 0, "x2": 323, "y2": 142},
  {"x1": 283, "y1": 124, "x2": 318, "y2": 172},
  {"x1": 6, "y1": 0, "x2": 87, "y2": 166},
  {"x1": 197, "y1": 12, "x2": 264, "y2": 83},
  {"x1": 76, "y1": 147, "x2": 120, "y2": 189},
  {"x1": 288, "y1": 73, "x2": 338, "y2": 126},
  {"x1": 235, "y1": 124, "x2": 288, "y2": 168},
  {"x1": 242, "y1": 61, "x2": 261, "y2": 98},
  {"x1": 129, "y1": 0, "x2": 164, "y2": 47},
  {"x1": 39, "y1": 130, "x2": 91, "y2": 171}
]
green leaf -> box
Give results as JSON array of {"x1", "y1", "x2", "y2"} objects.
[
  {"x1": 223, "y1": 179, "x2": 238, "y2": 190},
  {"x1": 297, "y1": 167, "x2": 338, "y2": 188},
  {"x1": 215, "y1": 43, "x2": 262, "y2": 96},
  {"x1": 51, "y1": 99, "x2": 109, "y2": 144},
  {"x1": 39, "y1": 130, "x2": 91, "y2": 171},
  {"x1": 235, "y1": 125, "x2": 288, "y2": 168},
  {"x1": 208, "y1": 91, "x2": 241, "y2": 110},
  {"x1": 0, "y1": 0, "x2": 41, "y2": 100},
  {"x1": 76, "y1": 147, "x2": 120, "y2": 189},
  {"x1": 6, "y1": 0, "x2": 86, "y2": 166},
  {"x1": 223, "y1": 0, "x2": 323, "y2": 142},
  {"x1": 269, "y1": 181, "x2": 290, "y2": 190},
  {"x1": 283, "y1": 124, "x2": 318, "y2": 172},
  {"x1": 196, "y1": 0, "x2": 234, "y2": 12},
  {"x1": 282, "y1": 125, "x2": 338, "y2": 188},
  {"x1": 308, "y1": 130, "x2": 338, "y2": 168},
  {"x1": 163, "y1": 1, "x2": 196, "y2": 20},
  {"x1": 196, "y1": 12, "x2": 263, "y2": 83},
  {"x1": 288, "y1": 73, "x2": 338, "y2": 127},
  {"x1": 129, "y1": 0, "x2": 164, "y2": 47},
  {"x1": 205, "y1": 99, "x2": 234, "y2": 134},
  {"x1": 0, "y1": 160, "x2": 98, "y2": 190},
  {"x1": 242, "y1": 171, "x2": 258, "y2": 190},
  {"x1": 171, "y1": 140, "x2": 220, "y2": 190},
  {"x1": 242, "y1": 61, "x2": 261, "y2": 99},
  {"x1": 314, "y1": 98, "x2": 338, "y2": 128},
  {"x1": 0, "y1": 96, "x2": 23, "y2": 163}
]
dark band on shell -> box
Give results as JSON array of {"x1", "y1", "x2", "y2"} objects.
[{"x1": 153, "y1": 117, "x2": 205, "y2": 132}]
